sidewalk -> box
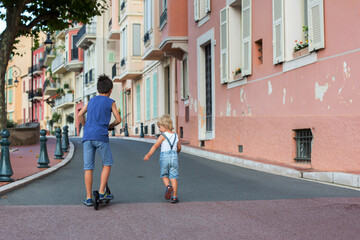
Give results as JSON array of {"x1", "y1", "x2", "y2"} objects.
[
  {"x1": 116, "y1": 135, "x2": 360, "y2": 190},
  {"x1": 0, "y1": 137, "x2": 74, "y2": 195}
]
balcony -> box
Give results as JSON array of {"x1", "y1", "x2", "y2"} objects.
[
  {"x1": 108, "y1": 17, "x2": 120, "y2": 40},
  {"x1": 85, "y1": 69, "x2": 95, "y2": 85},
  {"x1": 64, "y1": 48, "x2": 83, "y2": 72},
  {"x1": 43, "y1": 80, "x2": 59, "y2": 96},
  {"x1": 112, "y1": 63, "x2": 121, "y2": 82},
  {"x1": 27, "y1": 89, "x2": 43, "y2": 100},
  {"x1": 76, "y1": 23, "x2": 96, "y2": 50},
  {"x1": 142, "y1": 30, "x2": 164, "y2": 60},
  {"x1": 44, "y1": 50, "x2": 55, "y2": 66},
  {"x1": 28, "y1": 61, "x2": 43, "y2": 76},
  {"x1": 51, "y1": 53, "x2": 66, "y2": 74},
  {"x1": 118, "y1": 58, "x2": 142, "y2": 81},
  {"x1": 54, "y1": 93, "x2": 74, "y2": 108},
  {"x1": 160, "y1": 9, "x2": 167, "y2": 29}
]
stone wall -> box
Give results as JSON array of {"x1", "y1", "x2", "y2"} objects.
[{"x1": 8, "y1": 123, "x2": 40, "y2": 146}]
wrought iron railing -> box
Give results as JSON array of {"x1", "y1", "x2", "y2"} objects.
[
  {"x1": 160, "y1": 9, "x2": 167, "y2": 28},
  {"x1": 143, "y1": 31, "x2": 150, "y2": 44},
  {"x1": 112, "y1": 63, "x2": 120, "y2": 78},
  {"x1": 120, "y1": 58, "x2": 126, "y2": 67}
]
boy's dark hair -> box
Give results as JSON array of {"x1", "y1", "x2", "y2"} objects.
[{"x1": 97, "y1": 74, "x2": 113, "y2": 93}]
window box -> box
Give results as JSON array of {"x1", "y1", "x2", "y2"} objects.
[{"x1": 293, "y1": 47, "x2": 309, "y2": 58}]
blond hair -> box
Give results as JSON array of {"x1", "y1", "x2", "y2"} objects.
[{"x1": 157, "y1": 114, "x2": 174, "y2": 130}]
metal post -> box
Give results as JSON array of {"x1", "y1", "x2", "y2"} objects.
[
  {"x1": 124, "y1": 91, "x2": 129, "y2": 136},
  {"x1": 31, "y1": 36, "x2": 34, "y2": 122},
  {"x1": 62, "y1": 125, "x2": 69, "y2": 152},
  {"x1": 38, "y1": 129, "x2": 50, "y2": 168},
  {"x1": 140, "y1": 122, "x2": 144, "y2": 138},
  {"x1": 54, "y1": 128, "x2": 64, "y2": 159},
  {"x1": 0, "y1": 130, "x2": 14, "y2": 182}
]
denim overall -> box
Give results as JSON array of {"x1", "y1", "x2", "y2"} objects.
[{"x1": 159, "y1": 133, "x2": 179, "y2": 179}]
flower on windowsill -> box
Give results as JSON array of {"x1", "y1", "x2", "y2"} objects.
[
  {"x1": 294, "y1": 39, "x2": 308, "y2": 52},
  {"x1": 233, "y1": 68, "x2": 241, "y2": 76}
]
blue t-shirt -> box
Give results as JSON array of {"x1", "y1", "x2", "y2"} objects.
[{"x1": 82, "y1": 95, "x2": 114, "y2": 143}]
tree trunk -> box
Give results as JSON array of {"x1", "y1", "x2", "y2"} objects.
[{"x1": 0, "y1": 12, "x2": 20, "y2": 130}]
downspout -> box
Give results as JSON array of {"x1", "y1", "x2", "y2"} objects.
[{"x1": 174, "y1": 58, "x2": 178, "y2": 134}]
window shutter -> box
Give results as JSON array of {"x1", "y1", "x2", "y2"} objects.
[
  {"x1": 146, "y1": 78, "x2": 150, "y2": 121},
  {"x1": 308, "y1": 0, "x2": 324, "y2": 51},
  {"x1": 205, "y1": 0, "x2": 211, "y2": 13},
  {"x1": 194, "y1": 0, "x2": 199, "y2": 21},
  {"x1": 272, "y1": 0, "x2": 284, "y2": 64},
  {"x1": 132, "y1": 24, "x2": 141, "y2": 56},
  {"x1": 220, "y1": 8, "x2": 228, "y2": 83},
  {"x1": 153, "y1": 72, "x2": 158, "y2": 118},
  {"x1": 241, "y1": 0, "x2": 252, "y2": 76},
  {"x1": 136, "y1": 84, "x2": 140, "y2": 122}
]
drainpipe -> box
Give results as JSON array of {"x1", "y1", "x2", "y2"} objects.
[{"x1": 174, "y1": 58, "x2": 179, "y2": 133}]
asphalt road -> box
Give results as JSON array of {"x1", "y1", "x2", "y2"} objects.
[{"x1": 1, "y1": 138, "x2": 360, "y2": 240}]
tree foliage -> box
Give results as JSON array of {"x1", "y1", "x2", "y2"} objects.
[{"x1": 0, "y1": 0, "x2": 107, "y2": 130}]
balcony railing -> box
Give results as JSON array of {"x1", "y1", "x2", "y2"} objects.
[
  {"x1": 120, "y1": 58, "x2": 126, "y2": 67},
  {"x1": 55, "y1": 93, "x2": 74, "y2": 107},
  {"x1": 43, "y1": 80, "x2": 58, "y2": 94},
  {"x1": 109, "y1": 19, "x2": 112, "y2": 31},
  {"x1": 85, "y1": 69, "x2": 95, "y2": 84},
  {"x1": 71, "y1": 48, "x2": 79, "y2": 60},
  {"x1": 76, "y1": 23, "x2": 96, "y2": 46},
  {"x1": 27, "y1": 89, "x2": 43, "y2": 99},
  {"x1": 28, "y1": 63, "x2": 41, "y2": 74},
  {"x1": 112, "y1": 63, "x2": 120, "y2": 78},
  {"x1": 8, "y1": 78, "x2": 13, "y2": 86},
  {"x1": 51, "y1": 53, "x2": 65, "y2": 72},
  {"x1": 143, "y1": 31, "x2": 150, "y2": 44},
  {"x1": 121, "y1": 1, "x2": 125, "y2": 11},
  {"x1": 160, "y1": 9, "x2": 168, "y2": 28}
]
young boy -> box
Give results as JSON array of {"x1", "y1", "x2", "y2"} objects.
[
  {"x1": 78, "y1": 74, "x2": 121, "y2": 206},
  {"x1": 144, "y1": 115, "x2": 181, "y2": 203}
]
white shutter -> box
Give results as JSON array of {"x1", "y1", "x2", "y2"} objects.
[
  {"x1": 272, "y1": 0, "x2": 284, "y2": 64},
  {"x1": 194, "y1": 0, "x2": 199, "y2": 21},
  {"x1": 205, "y1": 0, "x2": 211, "y2": 13},
  {"x1": 220, "y1": 8, "x2": 228, "y2": 83},
  {"x1": 241, "y1": 0, "x2": 252, "y2": 76},
  {"x1": 308, "y1": 0, "x2": 324, "y2": 51}
]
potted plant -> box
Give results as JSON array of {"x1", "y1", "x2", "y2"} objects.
[
  {"x1": 63, "y1": 83, "x2": 69, "y2": 89},
  {"x1": 66, "y1": 115, "x2": 74, "y2": 124},
  {"x1": 293, "y1": 26, "x2": 309, "y2": 58},
  {"x1": 232, "y1": 67, "x2": 242, "y2": 80},
  {"x1": 52, "y1": 112, "x2": 61, "y2": 123}
]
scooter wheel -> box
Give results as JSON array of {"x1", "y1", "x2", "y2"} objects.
[{"x1": 93, "y1": 191, "x2": 99, "y2": 210}]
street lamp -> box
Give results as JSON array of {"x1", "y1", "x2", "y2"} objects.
[
  {"x1": 124, "y1": 90, "x2": 130, "y2": 137},
  {"x1": 44, "y1": 33, "x2": 53, "y2": 52}
]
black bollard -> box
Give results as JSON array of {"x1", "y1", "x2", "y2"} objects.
[
  {"x1": 38, "y1": 129, "x2": 50, "y2": 168},
  {"x1": 0, "y1": 129, "x2": 14, "y2": 182},
  {"x1": 54, "y1": 128, "x2": 64, "y2": 159},
  {"x1": 140, "y1": 122, "x2": 144, "y2": 138},
  {"x1": 62, "y1": 126, "x2": 69, "y2": 152},
  {"x1": 124, "y1": 123, "x2": 129, "y2": 137},
  {"x1": 64, "y1": 125, "x2": 69, "y2": 147}
]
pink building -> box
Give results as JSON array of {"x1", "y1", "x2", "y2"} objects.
[
  {"x1": 178, "y1": 0, "x2": 360, "y2": 172},
  {"x1": 28, "y1": 45, "x2": 46, "y2": 125}
]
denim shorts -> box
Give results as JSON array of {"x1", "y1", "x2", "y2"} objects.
[
  {"x1": 83, "y1": 140, "x2": 114, "y2": 170},
  {"x1": 159, "y1": 151, "x2": 178, "y2": 179}
]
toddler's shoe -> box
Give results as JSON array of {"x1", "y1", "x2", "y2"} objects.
[
  {"x1": 165, "y1": 185, "x2": 173, "y2": 200},
  {"x1": 83, "y1": 198, "x2": 94, "y2": 206},
  {"x1": 170, "y1": 197, "x2": 179, "y2": 204},
  {"x1": 99, "y1": 192, "x2": 114, "y2": 201}
]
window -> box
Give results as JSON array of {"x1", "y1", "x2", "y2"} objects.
[
  {"x1": 160, "y1": 0, "x2": 167, "y2": 28},
  {"x1": 153, "y1": 72, "x2": 158, "y2": 118},
  {"x1": 8, "y1": 67, "x2": 13, "y2": 85},
  {"x1": 144, "y1": 0, "x2": 152, "y2": 34},
  {"x1": 39, "y1": 105, "x2": 42, "y2": 121},
  {"x1": 273, "y1": 0, "x2": 324, "y2": 63},
  {"x1": 181, "y1": 56, "x2": 189, "y2": 99},
  {"x1": 120, "y1": 26, "x2": 127, "y2": 62},
  {"x1": 294, "y1": 129, "x2": 313, "y2": 163},
  {"x1": 136, "y1": 83, "x2": 140, "y2": 122},
  {"x1": 8, "y1": 89, "x2": 13, "y2": 103},
  {"x1": 194, "y1": 0, "x2": 211, "y2": 21},
  {"x1": 220, "y1": 0, "x2": 252, "y2": 83},
  {"x1": 145, "y1": 77, "x2": 150, "y2": 120},
  {"x1": 132, "y1": 24, "x2": 141, "y2": 56}
]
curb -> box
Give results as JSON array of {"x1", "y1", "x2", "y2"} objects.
[
  {"x1": 121, "y1": 137, "x2": 360, "y2": 190},
  {"x1": 0, "y1": 141, "x2": 75, "y2": 196}
]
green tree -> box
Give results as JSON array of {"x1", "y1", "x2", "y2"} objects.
[{"x1": 0, "y1": 0, "x2": 107, "y2": 130}]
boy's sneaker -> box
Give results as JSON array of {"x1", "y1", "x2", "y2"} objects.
[
  {"x1": 170, "y1": 197, "x2": 179, "y2": 204},
  {"x1": 83, "y1": 198, "x2": 94, "y2": 206},
  {"x1": 165, "y1": 185, "x2": 173, "y2": 200},
  {"x1": 99, "y1": 192, "x2": 114, "y2": 201}
]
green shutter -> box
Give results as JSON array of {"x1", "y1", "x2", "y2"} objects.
[
  {"x1": 146, "y1": 78, "x2": 150, "y2": 120},
  {"x1": 136, "y1": 84, "x2": 140, "y2": 122},
  {"x1": 153, "y1": 72, "x2": 158, "y2": 118},
  {"x1": 9, "y1": 89, "x2": 13, "y2": 103}
]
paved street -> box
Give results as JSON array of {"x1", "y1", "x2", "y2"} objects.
[{"x1": 1, "y1": 138, "x2": 360, "y2": 240}]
